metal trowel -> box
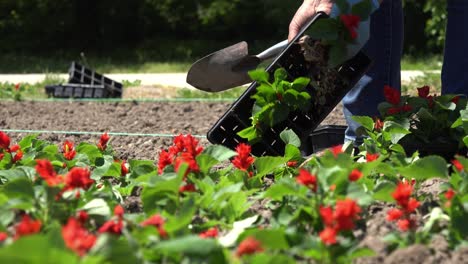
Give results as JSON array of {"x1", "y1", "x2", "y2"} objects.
[{"x1": 186, "y1": 40, "x2": 288, "y2": 92}]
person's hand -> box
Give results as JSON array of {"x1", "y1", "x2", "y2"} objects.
[{"x1": 288, "y1": 0, "x2": 334, "y2": 42}]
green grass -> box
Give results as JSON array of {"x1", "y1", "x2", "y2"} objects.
[
  {"x1": 401, "y1": 54, "x2": 442, "y2": 71},
  {"x1": 402, "y1": 72, "x2": 441, "y2": 96},
  {"x1": 176, "y1": 86, "x2": 246, "y2": 99}
]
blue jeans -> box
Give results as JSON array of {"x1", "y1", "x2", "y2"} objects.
[
  {"x1": 442, "y1": 0, "x2": 468, "y2": 94},
  {"x1": 343, "y1": 0, "x2": 468, "y2": 142},
  {"x1": 342, "y1": 0, "x2": 404, "y2": 142}
]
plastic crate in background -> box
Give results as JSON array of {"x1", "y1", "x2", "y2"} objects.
[
  {"x1": 68, "y1": 62, "x2": 123, "y2": 98},
  {"x1": 308, "y1": 125, "x2": 347, "y2": 153},
  {"x1": 45, "y1": 84, "x2": 107, "y2": 98},
  {"x1": 207, "y1": 13, "x2": 372, "y2": 157}
]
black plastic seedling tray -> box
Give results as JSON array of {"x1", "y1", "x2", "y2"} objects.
[
  {"x1": 45, "y1": 84, "x2": 107, "y2": 98},
  {"x1": 309, "y1": 125, "x2": 347, "y2": 153},
  {"x1": 68, "y1": 62, "x2": 123, "y2": 98},
  {"x1": 207, "y1": 12, "x2": 372, "y2": 156}
]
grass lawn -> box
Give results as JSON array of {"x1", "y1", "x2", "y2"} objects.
[{"x1": 1, "y1": 52, "x2": 443, "y2": 74}]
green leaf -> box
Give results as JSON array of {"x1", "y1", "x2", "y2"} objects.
[
  {"x1": 165, "y1": 198, "x2": 196, "y2": 233},
  {"x1": 274, "y1": 68, "x2": 288, "y2": 83},
  {"x1": 129, "y1": 160, "x2": 157, "y2": 179},
  {"x1": 76, "y1": 143, "x2": 102, "y2": 164},
  {"x1": 238, "y1": 126, "x2": 259, "y2": 142},
  {"x1": 279, "y1": 129, "x2": 301, "y2": 147},
  {"x1": 383, "y1": 121, "x2": 410, "y2": 144},
  {"x1": 3, "y1": 178, "x2": 34, "y2": 201},
  {"x1": 335, "y1": 0, "x2": 350, "y2": 13},
  {"x1": 241, "y1": 229, "x2": 289, "y2": 250},
  {"x1": 263, "y1": 179, "x2": 306, "y2": 201},
  {"x1": 0, "y1": 235, "x2": 79, "y2": 263},
  {"x1": 203, "y1": 145, "x2": 237, "y2": 161},
  {"x1": 348, "y1": 247, "x2": 376, "y2": 259},
  {"x1": 91, "y1": 155, "x2": 115, "y2": 180},
  {"x1": 351, "y1": 0, "x2": 372, "y2": 21},
  {"x1": 352, "y1": 116, "x2": 374, "y2": 132},
  {"x1": 372, "y1": 181, "x2": 397, "y2": 202},
  {"x1": 291, "y1": 77, "x2": 310, "y2": 91},
  {"x1": 248, "y1": 69, "x2": 270, "y2": 83},
  {"x1": 156, "y1": 235, "x2": 222, "y2": 256},
  {"x1": 284, "y1": 144, "x2": 302, "y2": 161},
  {"x1": 464, "y1": 136, "x2": 468, "y2": 148},
  {"x1": 399, "y1": 156, "x2": 448, "y2": 180},
  {"x1": 18, "y1": 134, "x2": 37, "y2": 151},
  {"x1": 308, "y1": 18, "x2": 340, "y2": 41},
  {"x1": 81, "y1": 198, "x2": 111, "y2": 217},
  {"x1": 196, "y1": 154, "x2": 219, "y2": 174},
  {"x1": 254, "y1": 156, "x2": 287, "y2": 177},
  {"x1": 328, "y1": 42, "x2": 347, "y2": 68}
]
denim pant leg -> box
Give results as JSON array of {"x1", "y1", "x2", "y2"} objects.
[
  {"x1": 442, "y1": 0, "x2": 468, "y2": 95},
  {"x1": 342, "y1": 0, "x2": 404, "y2": 142}
]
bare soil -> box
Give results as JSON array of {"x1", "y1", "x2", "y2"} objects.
[{"x1": 1, "y1": 100, "x2": 466, "y2": 263}]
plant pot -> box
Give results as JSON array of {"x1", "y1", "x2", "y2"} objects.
[{"x1": 400, "y1": 137, "x2": 466, "y2": 161}]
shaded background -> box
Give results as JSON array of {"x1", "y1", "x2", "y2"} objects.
[{"x1": 0, "y1": 0, "x2": 445, "y2": 63}]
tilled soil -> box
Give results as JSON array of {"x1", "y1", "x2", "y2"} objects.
[
  {"x1": 0, "y1": 100, "x2": 346, "y2": 160},
  {"x1": 1, "y1": 100, "x2": 466, "y2": 263}
]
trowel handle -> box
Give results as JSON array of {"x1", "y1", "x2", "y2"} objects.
[{"x1": 256, "y1": 40, "x2": 288, "y2": 61}]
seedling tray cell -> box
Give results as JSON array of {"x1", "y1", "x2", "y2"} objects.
[
  {"x1": 68, "y1": 62, "x2": 123, "y2": 98},
  {"x1": 45, "y1": 84, "x2": 107, "y2": 99},
  {"x1": 207, "y1": 13, "x2": 372, "y2": 156}
]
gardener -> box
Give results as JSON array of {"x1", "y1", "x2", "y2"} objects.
[{"x1": 288, "y1": 0, "x2": 467, "y2": 143}]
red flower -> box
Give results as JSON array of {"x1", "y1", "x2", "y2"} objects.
[
  {"x1": 397, "y1": 219, "x2": 411, "y2": 232},
  {"x1": 62, "y1": 140, "x2": 76, "y2": 160},
  {"x1": 63, "y1": 167, "x2": 94, "y2": 192},
  {"x1": 98, "y1": 219, "x2": 123, "y2": 235},
  {"x1": 287, "y1": 161, "x2": 298, "y2": 167},
  {"x1": 427, "y1": 95, "x2": 435, "y2": 108},
  {"x1": 319, "y1": 227, "x2": 337, "y2": 245},
  {"x1": 97, "y1": 132, "x2": 110, "y2": 151},
  {"x1": 232, "y1": 143, "x2": 255, "y2": 171},
  {"x1": 169, "y1": 134, "x2": 204, "y2": 157},
  {"x1": 296, "y1": 169, "x2": 317, "y2": 191},
  {"x1": 141, "y1": 214, "x2": 168, "y2": 238},
  {"x1": 199, "y1": 227, "x2": 218, "y2": 239},
  {"x1": 12, "y1": 149, "x2": 23, "y2": 163},
  {"x1": 35, "y1": 159, "x2": 63, "y2": 186},
  {"x1": 452, "y1": 159, "x2": 464, "y2": 172},
  {"x1": 175, "y1": 152, "x2": 200, "y2": 175},
  {"x1": 392, "y1": 182, "x2": 413, "y2": 208},
  {"x1": 348, "y1": 169, "x2": 363, "y2": 182},
  {"x1": 62, "y1": 217, "x2": 97, "y2": 256},
  {"x1": 14, "y1": 215, "x2": 42, "y2": 240},
  {"x1": 384, "y1": 85, "x2": 401, "y2": 105},
  {"x1": 0, "y1": 232, "x2": 7, "y2": 242},
  {"x1": 14, "y1": 83, "x2": 20, "y2": 91},
  {"x1": 114, "y1": 205, "x2": 124, "y2": 219},
  {"x1": 0, "y1": 153, "x2": 4, "y2": 161},
  {"x1": 452, "y1": 96, "x2": 460, "y2": 104},
  {"x1": 406, "y1": 198, "x2": 420, "y2": 213},
  {"x1": 366, "y1": 153, "x2": 379, "y2": 162},
  {"x1": 386, "y1": 208, "x2": 403, "y2": 221},
  {"x1": 330, "y1": 145, "x2": 343, "y2": 157},
  {"x1": 445, "y1": 188, "x2": 455, "y2": 200},
  {"x1": 236, "y1": 236, "x2": 263, "y2": 257},
  {"x1": 340, "y1": 14, "x2": 361, "y2": 39},
  {"x1": 77, "y1": 211, "x2": 89, "y2": 223},
  {"x1": 158, "y1": 150, "x2": 173, "y2": 174},
  {"x1": 179, "y1": 184, "x2": 197, "y2": 193},
  {"x1": 374, "y1": 118, "x2": 384, "y2": 131},
  {"x1": 319, "y1": 206, "x2": 334, "y2": 227},
  {"x1": 417, "y1": 86, "x2": 430, "y2": 98},
  {"x1": 0, "y1": 131, "x2": 10, "y2": 150},
  {"x1": 334, "y1": 199, "x2": 361, "y2": 231},
  {"x1": 402, "y1": 104, "x2": 412, "y2": 112},
  {"x1": 387, "y1": 107, "x2": 401, "y2": 115},
  {"x1": 121, "y1": 160, "x2": 129, "y2": 176}
]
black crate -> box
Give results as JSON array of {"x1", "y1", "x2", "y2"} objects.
[
  {"x1": 308, "y1": 125, "x2": 347, "y2": 154},
  {"x1": 45, "y1": 84, "x2": 107, "y2": 98},
  {"x1": 68, "y1": 62, "x2": 123, "y2": 98},
  {"x1": 207, "y1": 12, "x2": 372, "y2": 156}
]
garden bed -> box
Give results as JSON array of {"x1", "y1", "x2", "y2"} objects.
[{"x1": 0, "y1": 100, "x2": 467, "y2": 263}]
